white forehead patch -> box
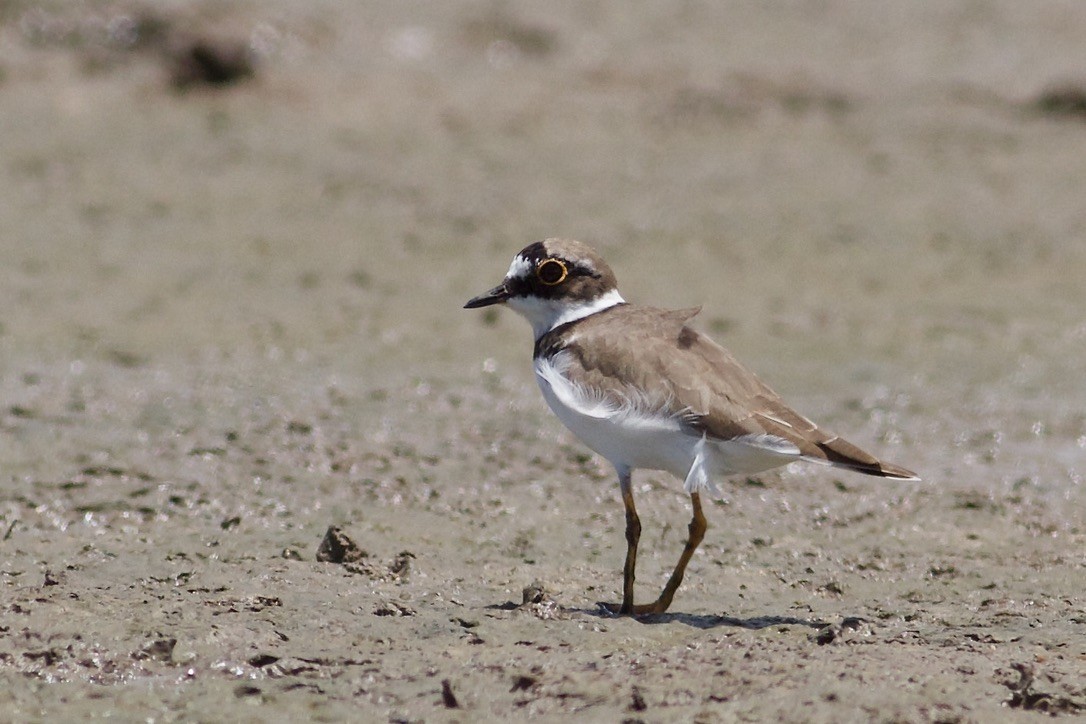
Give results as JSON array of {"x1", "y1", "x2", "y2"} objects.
[{"x1": 506, "y1": 254, "x2": 532, "y2": 280}]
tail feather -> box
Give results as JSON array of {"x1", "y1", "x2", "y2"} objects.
[
  {"x1": 745, "y1": 399, "x2": 920, "y2": 481},
  {"x1": 814, "y1": 436, "x2": 920, "y2": 481}
]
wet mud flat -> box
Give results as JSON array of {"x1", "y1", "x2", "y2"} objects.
[
  {"x1": 2, "y1": 358, "x2": 1083, "y2": 721},
  {"x1": 2, "y1": 1, "x2": 1086, "y2": 721}
]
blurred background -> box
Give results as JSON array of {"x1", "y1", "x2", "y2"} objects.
[
  {"x1": 3, "y1": 1, "x2": 1084, "y2": 478},
  {"x1": 1, "y1": 0, "x2": 1084, "y2": 535}
]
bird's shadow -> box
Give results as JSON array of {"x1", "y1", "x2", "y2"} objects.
[
  {"x1": 487, "y1": 600, "x2": 829, "y2": 630},
  {"x1": 582, "y1": 607, "x2": 828, "y2": 630}
]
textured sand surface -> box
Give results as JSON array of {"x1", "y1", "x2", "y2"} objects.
[{"x1": 2, "y1": 1, "x2": 1084, "y2": 721}]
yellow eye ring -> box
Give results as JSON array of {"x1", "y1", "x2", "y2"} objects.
[{"x1": 536, "y1": 258, "x2": 568, "y2": 286}]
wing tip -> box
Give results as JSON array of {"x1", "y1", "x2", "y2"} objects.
[
  {"x1": 802, "y1": 457, "x2": 922, "y2": 481},
  {"x1": 812, "y1": 436, "x2": 919, "y2": 481},
  {"x1": 876, "y1": 461, "x2": 921, "y2": 481}
]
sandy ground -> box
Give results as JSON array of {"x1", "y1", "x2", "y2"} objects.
[{"x1": 2, "y1": 1, "x2": 1085, "y2": 721}]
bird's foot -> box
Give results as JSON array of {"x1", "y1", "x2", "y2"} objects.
[{"x1": 598, "y1": 600, "x2": 669, "y2": 617}]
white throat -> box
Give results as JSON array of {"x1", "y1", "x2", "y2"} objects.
[{"x1": 507, "y1": 288, "x2": 625, "y2": 340}]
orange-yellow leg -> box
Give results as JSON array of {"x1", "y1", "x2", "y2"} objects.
[
  {"x1": 619, "y1": 476, "x2": 642, "y2": 613},
  {"x1": 604, "y1": 476, "x2": 708, "y2": 615},
  {"x1": 637, "y1": 491, "x2": 706, "y2": 614}
]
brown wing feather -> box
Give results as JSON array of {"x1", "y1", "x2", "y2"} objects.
[{"x1": 547, "y1": 304, "x2": 917, "y2": 480}]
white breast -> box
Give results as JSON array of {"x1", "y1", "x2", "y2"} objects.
[{"x1": 535, "y1": 353, "x2": 697, "y2": 476}]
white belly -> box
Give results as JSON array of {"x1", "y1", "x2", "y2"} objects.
[
  {"x1": 534, "y1": 355, "x2": 798, "y2": 497},
  {"x1": 537, "y1": 368, "x2": 697, "y2": 477}
]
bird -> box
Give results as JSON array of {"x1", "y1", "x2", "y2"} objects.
[{"x1": 464, "y1": 238, "x2": 918, "y2": 615}]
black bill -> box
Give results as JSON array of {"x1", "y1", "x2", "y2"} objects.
[{"x1": 464, "y1": 283, "x2": 510, "y2": 309}]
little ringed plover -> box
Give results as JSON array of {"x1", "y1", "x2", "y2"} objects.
[{"x1": 465, "y1": 238, "x2": 918, "y2": 615}]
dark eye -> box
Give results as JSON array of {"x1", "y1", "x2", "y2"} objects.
[{"x1": 536, "y1": 258, "x2": 568, "y2": 286}]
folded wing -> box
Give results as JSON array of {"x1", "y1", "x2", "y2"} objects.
[{"x1": 557, "y1": 305, "x2": 918, "y2": 481}]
